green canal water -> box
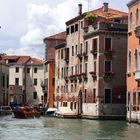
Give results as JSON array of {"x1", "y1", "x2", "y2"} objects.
[{"x1": 0, "y1": 115, "x2": 140, "y2": 140}]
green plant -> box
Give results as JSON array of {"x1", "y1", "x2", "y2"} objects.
[{"x1": 84, "y1": 13, "x2": 97, "y2": 25}]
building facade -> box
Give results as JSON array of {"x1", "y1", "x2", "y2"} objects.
[
  {"x1": 1, "y1": 55, "x2": 44, "y2": 106},
  {"x1": 127, "y1": 0, "x2": 140, "y2": 122},
  {"x1": 0, "y1": 62, "x2": 9, "y2": 105},
  {"x1": 43, "y1": 32, "x2": 66, "y2": 108},
  {"x1": 55, "y1": 3, "x2": 128, "y2": 119}
]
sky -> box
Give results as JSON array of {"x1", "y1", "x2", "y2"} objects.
[{"x1": 0, "y1": 0, "x2": 130, "y2": 59}]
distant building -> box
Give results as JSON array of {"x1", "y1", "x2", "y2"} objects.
[
  {"x1": 1, "y1": 55, "x2": 44, "y2": 106},
  {"x1": 43, "y1": 32, "x2": 66, "y2": 108},
  {"x1": 55, "y1": 3, "x2": 128, "y2": 119},
  {"x1": 0, "y1": 62, "x2": 9, "y2": 105},
  {"x1": 127, "y1": 0, "x2": 140, "y2": 122}
]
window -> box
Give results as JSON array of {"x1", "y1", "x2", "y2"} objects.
[
  {"x1": 66, "y1": 84, "x2": 68, "y2": 93},
  {"x1": 93, "y1": 88, "x2": 96, "y2": 103},
  {"x1": 75, "y1": 65, "x2": 77, "y2": 75},
  {"x1": 75, "y1": 83, "x2": 77, "y2": 92},
  {"x1": 80, "y1": 63, "x2": 82, "y2": 73},
  {"x1": 105, "y1": 38, "x2": 111, "y2": 51},
  {"x1": 105, "y1": 61, "x2": 112, "y2": 72},
  {"x1": 58, "y1": 50, "x2": 60, "y2": 59},
  {"x1": 63, "y1": 102, "x2": 67, "y2": 107},
  {"x1": 75, "y1": 24, "x2": 78, "y2": 32},
  {"x1": 58, "y1": 68, "x2": 60, "y2": 78},
  {"x1": 70, "y1": 102, "x2": 73, "y2": 110},
  {"x1": 74, "y1": 102, "x2": 76, "y2": 109},
  {"x1": 136, "y1": 9, "x2": 139, "y2": 27},
  {"x1": 15, "y1": 78, "x2": 19, "y2": 85},
  {"x1": 130, "y1": 12, "x2": 132, "y2": 31},
  {"x1": 84, "y1": 89, "x2": 87, "y2": 103},
  {"x1": 133, "y1": 92, "x2": 136, "y2": 106},
  {"x1": 7, "y1": 75, "x2": 9, "y2": 88},
  {"x1": 127, "y1": 92, "x2": 130, "y2": 106},
  {"x1": 85, "y1": 41, "x2": 88, "y2": 54},
  {"x1": 16, "y1": 67, "x2": 19, "y2": 73},
  {"x1": 138, "y1": 92, "x2": 140, "y2": 106},
  {"x1": 23, "y1": 78, "x2": 25, "y2": 85},
  {"x1": 93, "y1": 39, "x2": 97, "y2": 51},
  {"x1": 52, "y1": 78, "x2": 55, "y2": 86},
  {"x1": 45, "y1": 78, "x2": 48, "y2": 90},
  {"x1": 72, "y1": 46, "x2": 74, "y2": 56},
  {"x1": 71, "y1": 84, "x2": 73, "y2": 92},
  {"x1": 61, "y1": 49, "x2": 63, "y2": 59},
  {"x1": 128, "y1": 51, "x2": 131, "y2": 73},
  {"x1": 41, "y1": 95, "x2": 43, "y2": 100},
  {"x1": 66, "y1": 27, "x2": 70, "y2": 35},
  {"x1": 61, "y1": 68, "x2": 63, "y2": 78},
  {"x1": 34, "y1": 68, "x2": 37, "y2": 73},
  {"x1": 81, "y1": 21, "x2": 83, "y2": 28},
  {"x1": 94, "y1": 61, "x2": 96, "y2": 72},
  {"x1": 34, "y1": 78, "x2": 37, "y2": 86},
  {"x1": 71, "y1": 25, "x2": 74, "y2": 33},
  {"x1": 27, "y1": 68, "x2": 30, "y2": 73},
  {"x1": 71, "y1": 66, "x2": 74, "y2": 75},
  {"x1": 104, "y1": 89, "x2": 112, "y2": 104},
  {"x1": 2, "y1": 75, "x2": 5, "y2": 88},
  {"x1": 75, "y1": 45, "x2": 77, "y2": 55},
  {"x1": 80, "y1": 43, "x2": 83, "y2": 54},
  {"x1": 33, "y1": 92, "x2": 37, "y2": 99},
  {"x1": 134, "y1": 49, "x2": 138, "y2": 71},
  {"x1": 85, "y1": 63, "x2": 88, "y2": 74}
]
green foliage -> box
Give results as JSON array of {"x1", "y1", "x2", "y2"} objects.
[{"x1": 84, "y1": 13, "x2": 97, "y2": 25}]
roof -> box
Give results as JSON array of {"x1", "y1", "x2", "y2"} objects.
[
  {"x1": 66, "y1": 5, "x2": 128, "y2": 25},
  {"x1": 44, "y1": 31, "x2": 66, "y2": 42},
  {"x1": 55, "y1": 42, "x2": 66, "y2": 49},
  {"x1": 26, "y1": 57, "x2": 43, "y2": 65},
  {"x1": 127, "y1": 0, "x2": 140, "y2": 7},
  {"x1": 0, "y1": 55, "x2": 43, "y2": 65}
]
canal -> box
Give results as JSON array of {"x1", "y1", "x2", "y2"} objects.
[{"x1": 0, "y1": 116, "x2": 140, "y2": 140}]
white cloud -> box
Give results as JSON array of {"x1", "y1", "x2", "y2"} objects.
[{"x1": 0, "y1": 0, "x2": 129, "y2": 59}]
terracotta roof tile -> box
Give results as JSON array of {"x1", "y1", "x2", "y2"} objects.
[
  {"x1": 44, "y1": 31, "x2": 66, "y2": 41},
  {"x1": 26, "y1": 58, "x2": 43, "y2": 65}
]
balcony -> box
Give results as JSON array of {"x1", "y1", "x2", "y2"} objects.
[
  {"x1": 77, "y1": 53, "x2": 83, "y2": 59},
  {"x1": 64, "y1": 76, "x2": 69, "y2": 82},
  {"x1": 90, "y1": 49, "x2": 97, "y2": 55},
  {"x1": 83, "y1": 22, "x2": 128, "y2": 37},
  {"x1": 69, "y1": 75, "x2": 77, "y2": 82},
  {"x1": 134, "y1": 70, "x2": 140, "y2": 81},
  {"x1": 89, "y1": 71, "x2": 97, "y2": 80},
  {"x1": 103, "y1": 72, "x2": 114, "y2": 81},
  {"x1": 76, "y1": 74, "x2": 82, "y2": 82},
  {"x1": 135, "y1": 26, "x2": 140, "y2": 38}
]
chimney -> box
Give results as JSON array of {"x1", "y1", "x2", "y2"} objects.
[
  {"x1": 103, "y1": 2, "x2": 108, "y2": 12},
  {"x1": 78, "y1": 3, "x2": 82, "y2": 15}
]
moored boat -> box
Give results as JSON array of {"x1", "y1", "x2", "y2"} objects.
[
  {"x1": 0, "y1": 106, "x2": 13, "y2": 116},
  {"x1": 45, "y1": 108, "x2": 57, "y2": 116},
  {"x1": 12, "y1": 106, "x2": 40, "y2": 119}
]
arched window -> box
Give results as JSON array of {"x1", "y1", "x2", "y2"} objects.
[
  {"x1": 130, "y1": 12, "x2": 132, "y2": 31},
  {"x1": 134, "y1": 49, "x2": 138, "y2": 71},
  {"x1": 136, "y1": 9, "x2": 139, "y2": 27},
  {"x1": 128, "y1": 51, "x2": 131, "y2": 72}
]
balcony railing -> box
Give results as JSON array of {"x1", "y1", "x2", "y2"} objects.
[
  {"x1": 83, "y1": 22, "x2": 128, "y2": 36},
  {"x1": 69, "y1": 75, "x2": 77, "y2": 82},
  {"x1": 104, "y1": 49, "x2": 114, "y2": 58},
  {"x1": 103, "y1": 72, "x2": 114, "y2": 81},
  {"x1": 135, "y1": 26, "x2": 140, "y2": 38},
  {"x1": 89, "y1": 71, "x2": 97, "y2": 80},
  {"x1": 90, "y1": 49, "x2": 97, "y2": 55},
  {"x1": 134, "y1": 70, "x2": 140, "y2": 81}
]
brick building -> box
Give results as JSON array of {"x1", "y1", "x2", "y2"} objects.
[
  {"x1": 43, "y1": 32, "x2": 66, "y2": 108},
  {"x1": 127, "y1": 0, "x2": 140, "y2": 122},
  {"x1": 55, "y1": 3, "x2": 128, "y2": 119}
]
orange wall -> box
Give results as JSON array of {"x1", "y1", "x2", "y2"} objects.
[{"x1": 48, "y1": 61, "x2": 55, "y2": 108}]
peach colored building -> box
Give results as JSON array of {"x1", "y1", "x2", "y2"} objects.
[
  {"x1": 55, "y1": 3, "x2": 128, "y2": 119},
  {"x1": 127, "y1": 0, "x2": 140, "y2": 122}
]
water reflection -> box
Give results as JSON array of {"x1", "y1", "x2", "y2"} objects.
[{"x1": 0, "y1": 115, "x2": 140, "y2": 140}]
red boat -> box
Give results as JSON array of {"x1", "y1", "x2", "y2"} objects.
[{"x1": 13, "y1": 106, "x2": 40, "y2": 119}]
